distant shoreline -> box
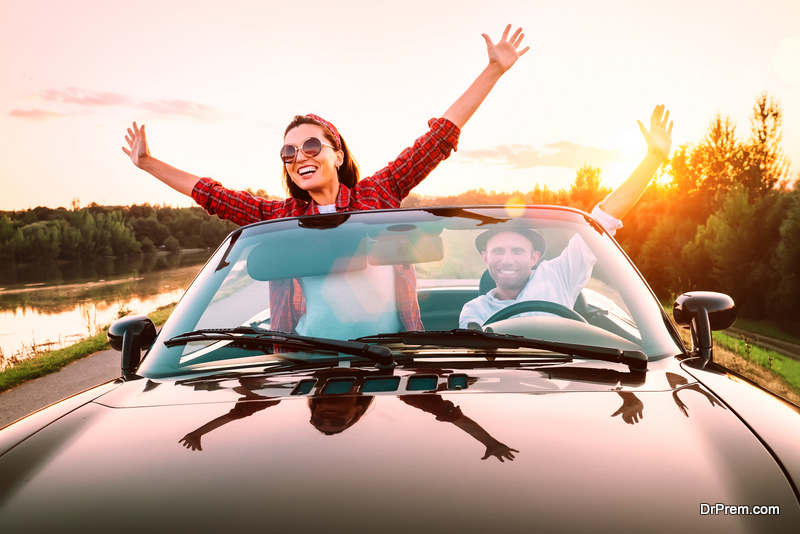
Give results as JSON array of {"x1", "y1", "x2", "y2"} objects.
[{"x1": 0, "y1": 276, "x2": 145, "y2": 295}]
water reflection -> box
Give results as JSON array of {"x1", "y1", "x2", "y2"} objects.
[{"x1": 0, "y1": 251, "x2": 212, "y2": 361}]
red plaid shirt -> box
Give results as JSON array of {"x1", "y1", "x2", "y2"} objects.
[{"x1": 192, "y1": 117, "x2": 460, "y2": 333}]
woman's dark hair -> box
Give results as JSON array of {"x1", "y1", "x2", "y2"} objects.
[
  {"x1": 307, "y1": 395, "x2": 374, "y2": 436},
  {"x1": 282, "y1": 115, "x2": 360, "y2": 202}
]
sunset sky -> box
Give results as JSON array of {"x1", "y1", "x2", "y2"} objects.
[{"x1": 1, "y1": 0, "x2": 798, "y2": 211}]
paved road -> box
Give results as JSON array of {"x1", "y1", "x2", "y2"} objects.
[{"x1": 0, "y1": 349, "x2": 121, "y2": 429}]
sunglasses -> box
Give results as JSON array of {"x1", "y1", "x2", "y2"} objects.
[{"x1": 280, "y1": 137, "x2": 336, "y2": 163}]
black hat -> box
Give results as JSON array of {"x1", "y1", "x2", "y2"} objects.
[{"x1": 475, "y1": 228, "x2": 547, "y2": 256}]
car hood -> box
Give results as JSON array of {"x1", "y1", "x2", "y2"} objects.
[{"x1": 1, "y1": 363, "x2": 798, "y2": 532}]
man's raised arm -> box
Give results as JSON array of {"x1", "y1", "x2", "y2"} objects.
[{"x1": 599, "y1": 105, "x2": 673, "y2": 220}]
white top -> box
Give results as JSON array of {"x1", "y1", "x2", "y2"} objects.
[
  {"x1": 299, "y1": 204, "x2": 400, "y2": 339},
  {"x1": 459, "y1": 205, "x2": 622, "y2": 328},
  {"x1": 296, "y1": 263, "x2": 402, "y2": 340}
]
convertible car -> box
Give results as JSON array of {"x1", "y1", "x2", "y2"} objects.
[{"x1": 1, "y1": 206, "x2": 799, "y2": 532}]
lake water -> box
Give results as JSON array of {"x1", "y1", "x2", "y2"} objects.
[{"x1": 0, "y1": 251, "x2": 212, "y2": 363}]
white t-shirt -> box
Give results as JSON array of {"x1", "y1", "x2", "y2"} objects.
[
  {"x1": 459, "y1": 205, "x2": 622, "y2": 328},
  {"x1": 296, "y1": 204, "x2": 402, "y2": 339}
]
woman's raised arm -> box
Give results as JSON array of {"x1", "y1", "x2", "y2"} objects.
[
  {"x1": 122, "y1": 121, "x2": 201, "y2": 197},
  {"x1": 442, "y1": 24, "x2": 529, "y2": 130}
]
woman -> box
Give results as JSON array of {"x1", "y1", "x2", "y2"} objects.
[
  {"x1": 123, "y1": 25, "x2": 528, "y2": 336},
  {"x1": 123, "y1": 25, "x2": 527, "y2": 213}
]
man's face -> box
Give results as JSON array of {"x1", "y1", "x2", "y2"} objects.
[{"x1": 481, "y1": 232, "x2": 540, "y2": 299}]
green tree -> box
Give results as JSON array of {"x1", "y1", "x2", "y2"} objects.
[
  {"x1": 130, "y1": 216, "x2": 171, "y2": 246},
  {"x1": 635, "y1": 212, "x2": 698, "y2": 298},
  {"x1": 739, "y1": 92, "x2": 791, "y2": 200},
  {"x1": 568, "y1": 165, "x2": 609, "y2": 211},
  {"x1": 9, "y1": 228, "x2": 25, "y2": 262},
  {"x1": 140, "y1": 237, "x2": 155, "y2": 254},
  {"x1": 773, "y1": 186, "x2": 800, "y2": 322},
  {"x1": 0, "y1": 215, "x2": 14, "y2": 242},
  {"x1": 164, "y1": 236, "x2": 181, "y2": 252},
  {"x1": 680, "y1": 186, "x2": 788, "y2": 316},
  {"x1": 695, "y1": 114, "x2": 743, "y2": 203}
]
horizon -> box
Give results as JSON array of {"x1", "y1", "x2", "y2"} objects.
[{"x1": 0, "y1": 185, "x2": 569, "y2": 213}]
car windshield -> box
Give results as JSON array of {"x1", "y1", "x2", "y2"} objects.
[{"x1": 138, "y1": 207, "x2": 682, "y2": 377}]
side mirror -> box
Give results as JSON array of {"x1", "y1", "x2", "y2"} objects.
[
  {"x1": 673, "y1": 292, "x2": 736, "y2": 368},
  {"x1": 108, "y1": 315, "x2": 157, "y2": 380}
]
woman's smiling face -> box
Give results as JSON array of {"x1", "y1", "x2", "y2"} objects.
[{"x1": 283, "y1": 124, "x2": 343, "y2": 200}]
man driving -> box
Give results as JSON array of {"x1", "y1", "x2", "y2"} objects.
[{"x1": 459, "y1": 105, "x2": 672, "y2": 328}]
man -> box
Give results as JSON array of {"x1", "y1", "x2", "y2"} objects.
[{"x1": 459, "y1": 105, "x2": 672, "y2": 328}]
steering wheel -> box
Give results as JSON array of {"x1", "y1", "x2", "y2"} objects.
[{"x1": 483, "y1": 300, "x2": 588, "y2": 326}]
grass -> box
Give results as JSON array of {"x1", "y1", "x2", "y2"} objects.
[
  {"x1": 711, "y1": 330, "x2": 800, "y2": 402},
  {"x1": 729, "y1": 317, "x2": 800, "y2": 345},
  {"x1": 0, "y1": 303, "x2": 177, "y2": 394},
  {"x1": 663, "y1": 300, "x2": 800, "y2": 405}
]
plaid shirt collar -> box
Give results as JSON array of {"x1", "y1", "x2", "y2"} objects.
[{"x1": 306, "y1": 183, "x2": 352, "y2": 214}]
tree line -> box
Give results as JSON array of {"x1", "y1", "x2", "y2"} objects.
[
  {"x1": 404, "y1": 93, "x2": 799, "y2": 328},
  {"x1": 0, "y1": 202, "x2": 239, "y2": 263}
]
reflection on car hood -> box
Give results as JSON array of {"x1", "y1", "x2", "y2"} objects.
[{"x1": 0, "y1": 362, "x2": 798, "y2": 532}]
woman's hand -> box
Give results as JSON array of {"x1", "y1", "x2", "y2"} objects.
[
  {"x1": 638, "y1": 105, "x2": 673, "y2": 160},
  {"x1": 119, "y1": 121, "x2": 200, "y2": 197},
  {"x1": 481, "y1": 439, "x2": 520, "y2": 462},
  {"x1": 483, "y1": 24, "x2": 529, "y2": 74},
  {"x1": 179, "y1": 431, "x2": 203, "y2": 451},
  {"x1": 122, "y1": 121, "x2": 150, "y2": 168}
]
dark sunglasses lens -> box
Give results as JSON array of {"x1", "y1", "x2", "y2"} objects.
[
  {"x1": 302, "y1": 137, "x2": 323, "y2": 157},
  {"x1": 280, "y1": 144, "x2": 297, "y2": 163}
]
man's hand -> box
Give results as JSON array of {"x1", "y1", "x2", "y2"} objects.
[
  {"x1": 122, "y1": 121, "x2": 150, "y2": 168},
  {"x1": 611, "y1": 391, "x2": 644, "y2": 424},
  {"x1": 483, "y1": 24, "x2": 529, "y2": 74},
  {"x1": 638, "y1": 105, "x2": 673, "y2": 160}
]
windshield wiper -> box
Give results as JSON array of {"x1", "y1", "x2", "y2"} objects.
[
  {"x1": 354, "y1": 329, "x2": 647, "y2": 372},
  {"x1": 165, "y1": 326, "x2": 394, "y2": 368}
]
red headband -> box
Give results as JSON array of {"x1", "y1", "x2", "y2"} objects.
[{"x1": 305, "y1": 113, "x2": 342, "y2": 149}]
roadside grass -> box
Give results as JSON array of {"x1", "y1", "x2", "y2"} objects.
[
  {"x1": 711, "y1": 331, "x2": 800, "y2": 403},
  {"x1": 730, "y1": 318, "x2": 800, "y2": 346},
  {"x1": 663, "y1": 300, "x2": 800, "y2": 405},
  {"x1": 0, "y1": 303, "x2": 177, "y2": 394}
]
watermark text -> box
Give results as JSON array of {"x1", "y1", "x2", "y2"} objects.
[{"x1": 700, "y1": 503, "x2": 780, "y2": 515}]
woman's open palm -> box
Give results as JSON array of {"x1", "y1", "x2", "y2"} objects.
[
  {"x1": 483, "y1": 24, "x2": 529, "y2": 74},
  {"x1": 122, "y1": 121, "x2": 150, "y2": 168}
]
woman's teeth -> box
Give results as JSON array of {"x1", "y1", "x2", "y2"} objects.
[{"x1": 299, "y1": 166, "x2": 317, "y2": 177}]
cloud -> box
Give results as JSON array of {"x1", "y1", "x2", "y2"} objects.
[
  {"x1": 19, "y1": 87, "x2": 229, "y2": 122},
  {"x1": 9, "y1": 108, "x2": 68, "y2": 121},
  {"x1": 138, "y1": 99, "x2": 228, "y2": 122},
  {"x1": 459, "y1": 141, "x2": 626, "y2": 170},
  {"x1": 39, "y1": 87, "x2": 134, "y2": 106}
]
